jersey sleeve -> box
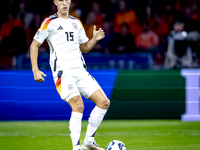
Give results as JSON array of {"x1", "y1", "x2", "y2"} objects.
[
  {"x1": 77, "y1": 20, "x2": 89, "y2": 44},
  {"x1": 33, "y1": 18, "x2": 51, "y2": 44}
]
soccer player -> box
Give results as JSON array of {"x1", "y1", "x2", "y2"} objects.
[{"x1": 30, "y1": 0, "x2": 110, "y2": 150}]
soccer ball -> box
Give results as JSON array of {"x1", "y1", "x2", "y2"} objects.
[{"x1": 106, "y1": 140, "x2": 126, "y2": 150}]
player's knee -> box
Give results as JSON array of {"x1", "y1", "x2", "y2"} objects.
[
  {"x1": 100, "y1": 98, "x2": 110, "y2": 109},
  {"x1": 105, "y1": 99, "x2": 110, "y2": 109},
  {"x1": 76, "y1": 104, "x2": 84, "y2": 113},
  {"x1": 69, "y1": 96, "x2": 84, "y2": 113}
]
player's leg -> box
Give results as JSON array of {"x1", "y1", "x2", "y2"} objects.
[
  {"x1": 89, "y1": 88, "x2": 110, "y2": 109},
  {"x1": 86, "y1": 88, "x2": 110, "y2": 141},
  {"x1": 82, "y1": 89, "x2": 110, "y2": 150},
  {"x1": 67, "y1": 95, "x2": 84, "y2": 150},
  {"x1": 54, "y1": 70, "x2": 83, "y2": 150},
  {"x1": 75, "y1": 69, "x2": 110, "y2": 150}
]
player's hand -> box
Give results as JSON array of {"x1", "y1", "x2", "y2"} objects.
[
  {"x1": 33, "y1": 70, "x2": 47, "y2": 83},
  {"x1": 93, "y1": 25, "x2": 105, "y2": 41}
]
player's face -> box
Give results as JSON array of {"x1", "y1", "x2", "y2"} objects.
[{"x1": 54, "y1": 0, "x2": 71, "y2": 15}]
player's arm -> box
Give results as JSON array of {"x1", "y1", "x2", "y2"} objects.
[
  {"x1": 30, "y1": 40, "x2": 47, "y2": 82},
  {"x1": 80, "y1": 25, "x2": 105, "y2": 53}
]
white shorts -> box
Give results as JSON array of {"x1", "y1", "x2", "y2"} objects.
[{"x1": 53, "y1": 68, "x2": 101, "y2": 102}]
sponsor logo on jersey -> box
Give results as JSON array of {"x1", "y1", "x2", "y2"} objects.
[
  {"x1": 72, "y1": 23, "x2": 78, "y2": 30},
  {"x1": 57, "y1": 26, "x2": 63, "y2": 30}
]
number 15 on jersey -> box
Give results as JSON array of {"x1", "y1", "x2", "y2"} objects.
[{"x1": 65, "y1": 32, "x2": 74, "y2": 41}]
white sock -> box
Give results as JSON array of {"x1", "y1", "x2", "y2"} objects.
[
  {"x1": 84, "y1": 106, "x2": 107, "y2": 145},
  {"x1": 69, "y1": 112, "x2": 83, "y2": 147},
  {"x1": 73, "y1": 145, "x2": 81, "y2": 150}
]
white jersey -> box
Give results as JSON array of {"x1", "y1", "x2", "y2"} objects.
[{"x1": 34, "y1": 13, "x2": 89, "y2": 72}]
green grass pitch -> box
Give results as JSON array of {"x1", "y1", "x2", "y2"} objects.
[{"x1": 0, "y1": 120, "x2": 200, "y2": 150}]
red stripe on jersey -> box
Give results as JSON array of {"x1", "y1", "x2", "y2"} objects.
[
  {"x1": 41, "y1": 18, "x2": 53, "y2": 31},
  {"x1": 56, "y1": 77, "x2": 61, "y2": 87},
  {"x1": 56, "y1": 77, "x2": 61, "y2": 95},
  {"x1": 77, "y1": 19, "x2": 84, "y2": 29}
]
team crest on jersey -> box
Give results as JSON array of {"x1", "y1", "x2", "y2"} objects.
[
  {"x1": 72, "y1": 23, "x2": 78, "y2": 30},
  {"x1": 68, "y1": 84, "x2": 74, "y2": 91}
]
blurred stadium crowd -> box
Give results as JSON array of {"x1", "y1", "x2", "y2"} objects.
[{"x1": 0, "y1": 0, "x2": 200, "y2": 70}]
